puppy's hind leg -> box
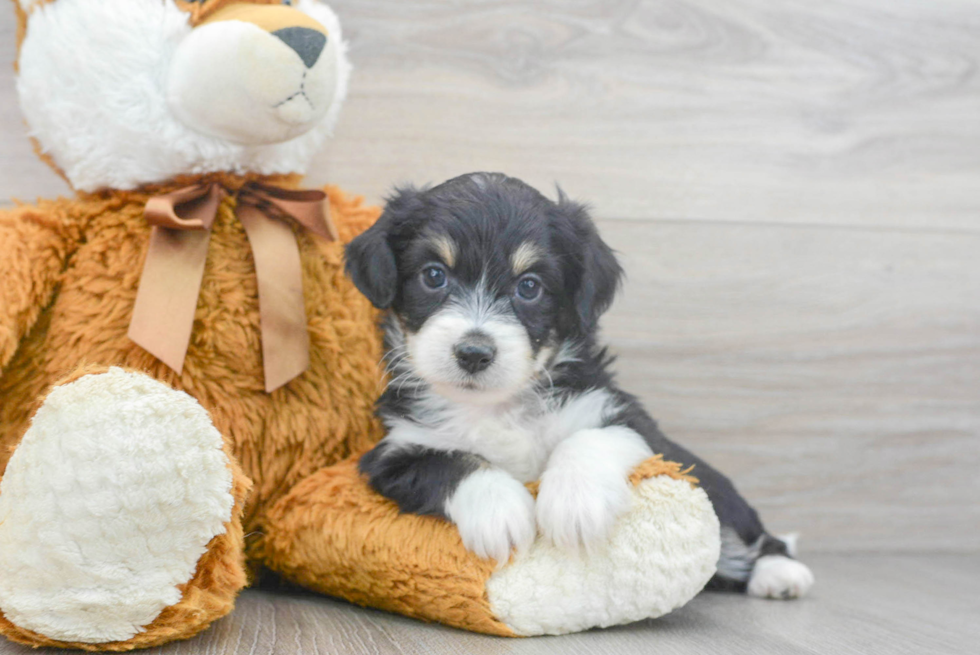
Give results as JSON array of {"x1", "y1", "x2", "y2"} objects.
[
  {"x1": 747, "y1": 533, "x2": 815, "y2": 600},
  {"x1": 713, "y1": 527, "x2": 814, "y2": 599}
]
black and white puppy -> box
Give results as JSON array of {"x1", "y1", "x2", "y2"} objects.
[{"x1": 345, "y1": 172, "x2": 814, "y2": 598}]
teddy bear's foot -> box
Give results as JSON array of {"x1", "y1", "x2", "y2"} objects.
[
  {"x1": 487, "y1": 461, "x2": 719, "y2": 635},
  {"x1": 263, "y1": 455, "x2": 720, "y2": 637},
  {"x1": 0, "y1": 366, "x2": 250, "y2": 651}
]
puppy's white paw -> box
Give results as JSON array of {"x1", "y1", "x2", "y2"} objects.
[
  {"x1": 536, "y1": 461, "x2": 632, "y2": 552},
  {"x1": 445, "y1": 468, "x2": 536, "y2": 565},
  {"x1": 536, "y1": 426, "x2": 651, "y2": 552},
  {"x1": 748, "y1": 555, "x2": 815, "y2": 599}
]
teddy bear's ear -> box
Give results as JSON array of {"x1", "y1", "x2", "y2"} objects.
[{"x1": 345, "y1": 186, "x2": 423, "y2": 309}]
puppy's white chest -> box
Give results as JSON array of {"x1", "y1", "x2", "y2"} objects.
[
  {"x1": 387, "y1": 388, "x2": 619, "y2": 482},
  {"x1": 461, "y1": 412, "x2": 549, "y2": 483}
]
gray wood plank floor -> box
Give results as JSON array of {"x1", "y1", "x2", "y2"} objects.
[{"x1": 1, "y1": 554, "x2": 975, "y2": 655}]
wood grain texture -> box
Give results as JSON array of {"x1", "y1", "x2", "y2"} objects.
[
  {"x1": 311, "y1": 0, "x2": 980, "y2": 229},
  {"x1": 0, "y1": 554, "x2": 976, "y2": 655},
  {"x1": 3, "y1": 1, "x2": 980, "y2": 228},
  {"x1": 598, "y1": 219, "x2": 980, "y2": 551},
  {"x1": 0, "y1": 13, "x2": 72, "y2": 204}
]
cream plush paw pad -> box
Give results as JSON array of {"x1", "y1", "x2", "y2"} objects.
[
  {"x1": 486, "y1": 475, "x2": 720, "y2": 636},
  {"x1": 0, "y1": 368, "x2": 234, "y2": 644}
]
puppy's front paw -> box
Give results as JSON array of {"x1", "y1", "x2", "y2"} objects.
[
  {"x1": 748, "y1": 555, "x2": 815, "y2": 599},
  {"x1": 445, "y1": 468, "x2": 536, "y2": 564},
  {"x1": 536, "y1": 463, "x2": 632, "y2": 552}
]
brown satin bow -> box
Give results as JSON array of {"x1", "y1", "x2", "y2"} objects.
[{"x1": 128, "y1": 181, "x2": 337, "y2": 392}]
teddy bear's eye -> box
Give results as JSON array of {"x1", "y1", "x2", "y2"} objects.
[{"x1": 282, "y1": 0, "x2": 294, "y2": 6}]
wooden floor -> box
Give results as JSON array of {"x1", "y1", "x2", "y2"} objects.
[{"x1": 0, "y1": 553, "x2": 975, "y2": 655}]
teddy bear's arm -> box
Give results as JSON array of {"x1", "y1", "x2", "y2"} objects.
[{"x1": 0, "y1": 200, "x2": 82, "y2": 374}]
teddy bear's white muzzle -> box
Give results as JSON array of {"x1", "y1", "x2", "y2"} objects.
[{"x1": 167, "y1": 18, "x2": 338, "y2": 145}]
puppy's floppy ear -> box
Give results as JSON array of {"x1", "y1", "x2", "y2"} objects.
[
  {"x1": 345, "y1": 186, "x2": 421, "y2": 309},
  {"x1": 345, "y1": 224, "x2": 397, "y2": 308},
  {"x1": 556, "y1": 189, "x2": 623, "y2": 332}
]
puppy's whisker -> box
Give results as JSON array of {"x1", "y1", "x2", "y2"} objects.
[
  {"x1": 402, "y1": 376, "x2": 427, "y2": 399},
  {"x1": 539, "y1": 365, "x2": 555, "y2": 394},
  {"x1": 376, "y1": 350, "x2": 412, "y2": 392},
  {"x1": 383, "y1": 353, "x2": 410, "y2": 376},
  {"x1": 383, "y1": 370, "x2": 413, "y2": 394},
  {"x1": 385, "y1": 369, "x2": 412, "y2": 388},
  {"x1": 382, "y1": 344, "x2": 410, "y2": 365},
  {"x1": 389, "y1": 369, "x2": 426, "y2": 399},
  {"x1": 383, "y1": 344, "x2": 409, "y2": 360}
]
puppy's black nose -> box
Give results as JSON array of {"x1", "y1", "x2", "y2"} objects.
[
  {"x1": 272, "y1": 27, "x2": 327, "y2": 68},
  {"x1": 453, "y1": 338, "x2": 496, "y2": 374}
]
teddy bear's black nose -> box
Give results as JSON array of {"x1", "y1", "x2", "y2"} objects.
[{"x1": 272, "y1": 27, "x2": 327, "y2": 68}]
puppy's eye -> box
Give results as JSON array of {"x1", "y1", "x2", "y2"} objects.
[
  {"x1": 420, "y1": 265, "x2": 447, "y2": 290},
  {"x1": 515, "y1": 275, "x2": 542, "y2": 301}
]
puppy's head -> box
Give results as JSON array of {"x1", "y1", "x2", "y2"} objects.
[{"x1": 346, "y1": 173, "x2": 622, "y2": 404}]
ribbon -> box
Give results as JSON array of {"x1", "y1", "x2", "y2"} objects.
[{"x1": 128, "y1": 181, "x2": 337, "y2": 393}]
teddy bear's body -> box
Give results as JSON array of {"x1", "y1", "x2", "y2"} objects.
[
  {"x1": 0, "y1": 175, "x2": 383, "y2": 543},
  {"x1": 0, "y1": 2, "x2": 408, "y2": 646},
  {"x1": 0, "y1": 171, "x2": 393, "y2": 649}
]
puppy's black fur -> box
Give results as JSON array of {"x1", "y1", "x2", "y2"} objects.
[{"x1": 348, "y1": 173, "x2": 796, "y2": 591}]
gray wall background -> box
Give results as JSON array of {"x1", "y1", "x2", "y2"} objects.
[{"x1": 2, "y1": 0, "x2": 977, "y2": 553}]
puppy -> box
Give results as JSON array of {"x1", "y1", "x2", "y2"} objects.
[{"x1": 345, "y1": 173, "x2": 814, "y2": 599}]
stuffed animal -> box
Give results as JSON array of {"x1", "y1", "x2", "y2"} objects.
[{"x1": 0, "y1": 0, "x2": 720, "y2": 650}]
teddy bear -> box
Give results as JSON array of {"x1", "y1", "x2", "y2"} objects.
[{"x1": 0, "y1": 0, "x2": 720, "y2": 650}]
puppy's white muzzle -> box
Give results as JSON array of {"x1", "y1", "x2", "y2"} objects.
[{"x1": 407, "y1": 306, "x2": 535, "y2": 405}]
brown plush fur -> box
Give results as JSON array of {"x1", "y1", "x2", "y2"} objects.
[
  {"x1": 0, "y1": 172, "x2": 386, "y2": 648},
  {"x1": 176, "y1": 0, "x2": 282, "y2": 26},
  {"x1": 13, "y1": 1, "x2": 290, "y2": 38},
  {"x1": 263, "y1": 455, "x2": 699, "y2": 637},
  {"x1": 0, "y1": 171, "x2": 386, "y2": 541}
]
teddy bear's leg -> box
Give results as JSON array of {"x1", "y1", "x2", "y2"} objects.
[
  {"x1": 262, "y1": 456, "x2": 720, "y2": 637},
  {"x1": 262, "y1": 458, "x2": 516, "y2": 636},
  {"x1": 0, "y1": 366, "x2": 251, "y2": 651}
]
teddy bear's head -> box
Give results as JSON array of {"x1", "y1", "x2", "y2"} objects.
[{"x1": 14, "y1": 0, "x2": 350, "y2": 192}]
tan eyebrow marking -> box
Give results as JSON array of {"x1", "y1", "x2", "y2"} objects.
[
  {"x1": 426, "y1": 235, "x2": 457, "y2": 268},
  {"x1": 511, "y1": 241, "x2": 541, "y2": 275}
]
